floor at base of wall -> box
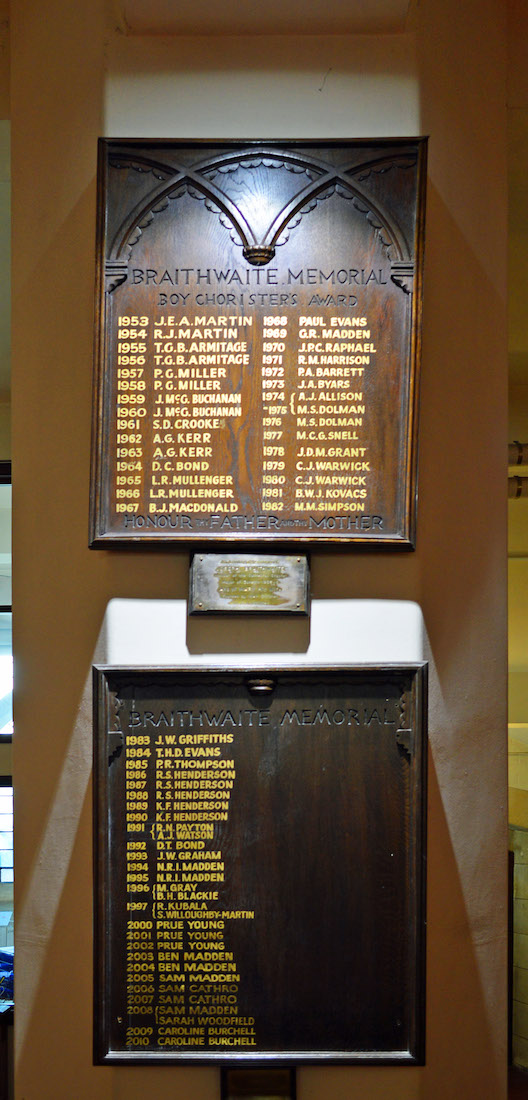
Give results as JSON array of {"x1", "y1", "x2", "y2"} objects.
[{"x1": 510, "y1": 1066, "x2": 528, "y2": 1097}]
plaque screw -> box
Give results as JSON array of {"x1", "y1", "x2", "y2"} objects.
[
  {"x1": 117, "y1": 1017, "x2": 123, "y2": 1024},
  {"x1": 199, "y1": 602, "x2": 203, "y2": 608},
  {"x1": 247, "y1": 678, "x2": 275, "y2": 695}
]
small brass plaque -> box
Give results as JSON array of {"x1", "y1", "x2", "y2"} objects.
[{"x1": 189, "y1": 554, "x2": 309, "y2": 613}]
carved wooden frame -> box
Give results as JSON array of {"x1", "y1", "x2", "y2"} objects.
[
  {"x1": 94, "y1": 663, "x2": 427, "y2": 1065},
  {"x1": 90, "y1": 140, "x2": 427, "y2": 548}
]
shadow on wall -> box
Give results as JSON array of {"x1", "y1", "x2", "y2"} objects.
[{"x1": 509, "y1": 828, "x2": 528, "y2": 1070}]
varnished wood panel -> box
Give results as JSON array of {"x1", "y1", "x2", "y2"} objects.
[
  {"x1": 90, "y1": 139, "x2": 427, "y2": 548},
  {"x1": 93, "y1": 665, "x2": 427, "y2": 1064}
]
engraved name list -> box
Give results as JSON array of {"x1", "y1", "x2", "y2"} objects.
[{"x1": 94, "y1": 667, "x2": 427, "y2": 1064}]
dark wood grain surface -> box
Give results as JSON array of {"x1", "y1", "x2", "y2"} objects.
[
  {"x1": 90, "y1": 140, "x2": 427, "y2": 548},
  {"x1": 93, "y1": 665, "x2": 427, "y2": 1065}
]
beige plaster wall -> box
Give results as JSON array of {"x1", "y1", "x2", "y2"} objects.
[
  {"x1": 0, "y1": 0, "x2": 10, "y2": 459},
  {"x1": 0, "y1": 119, "x2": 11, "y2": 460},
  {"x1": 11, "y1": 0, "x2": 508, "y2": 1098},
  {"x1": 0, "y1": 0, "x2": 8, "y2": 121},
  {"x1": 508, "y1": 22, "x2": 528, "y2": 818}
]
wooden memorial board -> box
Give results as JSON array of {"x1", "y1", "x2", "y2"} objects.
[
  {"x1": 94, "y1": 665, "x2": 427, "y2": 1064},
  {"x1": 90, "y1": 139, "x2": 426, "y2": 547}
]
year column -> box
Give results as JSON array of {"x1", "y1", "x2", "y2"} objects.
[
  {"x1": 115, "y1": 315, "x2": 149, "y2": 519},
  {"x1": 261, "y1": 315, "x2": 287, "y2": 511},
  {"x1": 125, "y1": 732, "x2": 155, "y2": 1041}
]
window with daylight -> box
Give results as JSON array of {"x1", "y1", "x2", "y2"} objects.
[
  {"x1": 0, "y1": 466, "x2": 12, "y2": 741},
  {"x1": 0, "y1": 778, "x2": 12, "y2": 952}
]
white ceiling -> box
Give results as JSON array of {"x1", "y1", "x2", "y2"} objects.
[{"x1": 119, "y1": 0, "x2": 411, "y2": 37}]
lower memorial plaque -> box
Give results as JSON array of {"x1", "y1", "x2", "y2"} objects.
[{"x1": 93, "y1": 665, "x2": 427, "y2": 1064}]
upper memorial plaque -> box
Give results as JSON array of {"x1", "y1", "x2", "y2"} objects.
[{"x1": 90, "y1": 139, "x2": 427, "y2": 547}]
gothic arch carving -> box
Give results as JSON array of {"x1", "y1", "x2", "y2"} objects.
[{"x1": 104, "y1": 146, "x2": 417, "y2": 293}]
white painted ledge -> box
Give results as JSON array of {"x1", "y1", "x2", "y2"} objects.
[{"x1": 103, "y1": 598, "x2": 424, "y2": 665}]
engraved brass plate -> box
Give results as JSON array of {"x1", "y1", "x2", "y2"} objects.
[
  {"x1": 189, "y1": 554, "x2": 309, "y2": 613},
  {"x1": 94, "y1": 664, "x2": 427, "y2": 1065},
  {"x1": 90, "y1": 139, "x2": 427, "y2": 548}
]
